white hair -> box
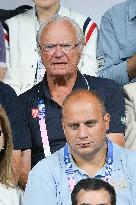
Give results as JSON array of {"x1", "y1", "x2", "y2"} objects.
[{"x1": 37, "y1": 15, "x2": 85, "y2": 48}]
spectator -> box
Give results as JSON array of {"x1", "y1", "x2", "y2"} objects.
[
  {"x1": 23, "y1": 89, "x2": 136, "y2": 205},
  {"x1": 123, "y1": 82, "x2": 136, "y2": 150},
  {"x1": 97, "y1": 0, "x2": 136, "y2": 86},
  {"x1": 0, "y1": 82, "x2": 31, "y2": 188},
  {"x1": 19, "y1": 16, "x2": 125, "y2": 168},
  {"x1": 0, "y1": 22, "x2": 6, "y2": 81},
  {"x1": 4, "y1": 0, "x2": 98, "y2": 95},
  {"x1": 0, "y1": 5, "x2": 33, "y2": 24},
  {"x1": 71, "y1": 178, "x2": 116, "y2": 205},
  {"x1": 0, "y1": 105, "x2": 23, "y2": 205}
]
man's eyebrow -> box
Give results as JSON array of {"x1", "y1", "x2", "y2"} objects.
[
  {"x1": 80, "y1": 203, "x2": 91, "y2": 205},
  {"x1": 80, "y1": 203, "x2": 108, "y2": 205}
]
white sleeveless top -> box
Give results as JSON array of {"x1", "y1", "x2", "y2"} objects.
[{"x1": 0, "y1": 183, "x2": 23, "y2": 205}]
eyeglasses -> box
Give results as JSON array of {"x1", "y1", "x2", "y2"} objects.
[{"x1": 39, "y1": 42, "x2": 81, "y2": 53}]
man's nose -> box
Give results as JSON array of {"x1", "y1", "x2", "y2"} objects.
[
  {"x1": 78, "y1": 124, "x2": 88, "y2": 139},
  {"x1": 53, "y1": 45, "x2": 64, "y2": 57}
]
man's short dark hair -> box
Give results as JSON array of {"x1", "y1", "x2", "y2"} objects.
[{"x1": 71, "y1": 178, "x2": 116, "y2": 205}]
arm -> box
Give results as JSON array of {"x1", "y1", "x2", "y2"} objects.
[
  {"x1": 19, "y1": 149, "x2": 31, "y2": 188},
  {"x1": 0, "y1": 22, "x2": 6, "y2": 81},
  {"x1": 79, "y1": 21, "x2": 98, "y2": 76},
  {"x1": 97, "y1": 11, "x2": 129, "y2": 86},
  {"x1": 123, "y1": 84, "x2": 136, "y2": 150},
  {"x1": 127, "y1": 53, "x2": 136, "y2": 80},
  {"x1": 3, "y1": 20, "x2": 22, "y2": 95},
  {"x1": 106, "y1": 133, "x2": 125, "y2": 147},
  {"x1": 12, "y1": 149, "x2": 31, "y2": 188},
  {"x1": 0, "y1": 66, "x2": 6, "y2": 81}
]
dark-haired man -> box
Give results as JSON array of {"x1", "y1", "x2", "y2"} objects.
[{"x1": 71, "y1": 178, "x2": 116, "y2": 205}]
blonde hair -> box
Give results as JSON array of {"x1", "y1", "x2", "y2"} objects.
[{"x1": 0, "y1": 105, "x2": 13, "y2": 186}]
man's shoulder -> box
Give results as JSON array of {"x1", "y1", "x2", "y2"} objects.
[
  {"x1": 0, "y1": 82, "x2": 16, "y2": 97},
  {"x1": 113, "y1": 143, "x2": 136, "y2": 164},
  {"x1": 85, "y1": 75, "x2": 121, "y2": 90},
  {"x1": 60, "y1": 6, "x2": 96, "y2": 26},
  {"x1": 6, "y1": 7, "x2": 34, "y2": 25},
  {"x1": 123, "y1": 82, "x2": 136, "y2": 93},
  {"x1": 31, "y1": 148, "x2": 64, "y2": 175},
  {"x1": 104, "y1": 0, "x2": 128, "y2": 18},
  {"x1": 19, "y1": 81, "x2": 43, "y2": 102}
]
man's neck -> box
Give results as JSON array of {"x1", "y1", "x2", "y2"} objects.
[
  {"x1": 47, "y1": 73, "x2": 77, "y2": 105},
  {"x1": 36, "y1": 3, "x2": 60, "y2": 23},
  {"x1": 72, "y1": 143, "x2": 107, "y2": 177}
]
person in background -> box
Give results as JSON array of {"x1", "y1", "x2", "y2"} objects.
[
  {"x1": 71, "y1": 178, "x2": 116, "y2": 205},
  {"x1": 0, "y1": 21, "x2": 6, "y2": 81},
  {"x1": 19, "y1": 15, "x2": 125, "y2": 169},
  {"x1": 23, "y1": 90, "x2": 136, "y2": 205},
  {"x1": 4, "y1": 0, "x2": 98, "y2": 95},
  {"x1": 97, "y1": 0, "x2": 136, "y2": 86},
  {"x1": 0, "y1": 81, "x2": 31, "y2": 188},
  {"x1": 0, "y1": 105, "x2": 23, "y2": 205},
  {"x1": 123, "y1": 82, "x2": 136, "y2": 150}
]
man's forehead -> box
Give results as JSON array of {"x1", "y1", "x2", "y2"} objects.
[
  {"x1": 43, "y1": 20, "x2": 75, "y2": 33},
  {"x1": 63, "y1": 95, "x2": 101, "y2": 111}
]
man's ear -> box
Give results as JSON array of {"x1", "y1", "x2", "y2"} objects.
[
  {"x1": 61, "y1": 118, "x2": 66, "y2": 136},
  {"x1": 103, "y1": 113, "x2": 110, "y2": 131}
]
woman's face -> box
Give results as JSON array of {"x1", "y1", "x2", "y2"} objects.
[
  {"x1": 0, "y1": 126, "x2": 4, "y2": 151},
  {"x1": 33, "y1": 0, "x2": 60, "y2": 9}
]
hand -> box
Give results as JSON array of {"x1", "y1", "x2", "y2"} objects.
[
  {"x1": 0, "y1": 66, "x2": 6, "y2": 81},
  {"x1": 127, "y1": 53, "x2": 136, "y2": 80}
]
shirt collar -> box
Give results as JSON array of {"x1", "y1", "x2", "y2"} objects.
[
  {"x1": 128, "y1": 0, "x2": 136, "y2": 21},
  {"x1": 42, "y1": 71, "x2": 89, "y2": 100},
  {"x1": 65, "y1": 141, "x2": 123, "y2": 178},
  {"x1": 66, "y1": 140, "x2": 114, "y2": 177}
]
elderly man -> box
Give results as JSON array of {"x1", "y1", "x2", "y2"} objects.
[
  {"x1": 23, "y1": 90, "x2": 136, "y2": 205},
  {"x1": 4, "y1": 0, "x2": 97, "y2": 95},
  {"x1": 71, "y1": 178, "x2": 116, "y2": 205},
  {"x1": 19, "y1": 15, "x2": 125, "y2": 168}
]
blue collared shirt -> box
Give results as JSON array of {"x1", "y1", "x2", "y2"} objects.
[
  {"x1": 24, "y1": 142, "x2": 136, "y2": 205},
  {"x1": 97, "y1": 0, "x2": 136, "y2": 86}
]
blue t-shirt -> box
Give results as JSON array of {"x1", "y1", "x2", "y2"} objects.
[{"x1": 24, "y1": 142, "x2": 136, "y2": 205}]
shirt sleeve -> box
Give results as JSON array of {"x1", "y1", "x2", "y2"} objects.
[
  {"x1": 2, "y1": 84, "x2": 32, "y2": 150},
  {"x1": 123, "y1": 84, "x2": 136, "y2": 149},
  {"x1": 79, "y1": 17, "x2": 98, "y2": 76},
  {"x1": 3, "y1": 19, "x2": 23, "y2": 95},
  {"x1": 0, "y1": 22, "x2": 6, "y2": 66},
  {"x1": 104, "y1": 79, "x2": 126, "y2": 134},
  {"x1": 79, "y1": 18, "x2": 98, "y2": 76},
  {"x1": 23, "y1": 162, "x2": 57, "y2": 205},
  {"x1": 96, "y1": 10, "x2": 129, "y2": 86}
]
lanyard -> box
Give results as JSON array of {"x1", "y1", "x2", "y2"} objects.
[
  {"x1": 64, "y1": 140, "x2": 113, "y2": 192},
  {"x1": 38, "y1": 99, "x2": 51, "y2": 157}
]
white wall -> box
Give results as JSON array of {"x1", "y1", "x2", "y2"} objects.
[{"x1": 0, "y1": 0, "x2": 125, "y2": 26}]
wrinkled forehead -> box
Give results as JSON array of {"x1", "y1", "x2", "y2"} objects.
[{"x1": 40, "y1": 20, "x2": 78, "y2": 43}]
